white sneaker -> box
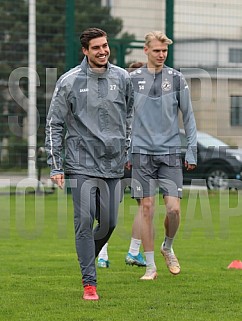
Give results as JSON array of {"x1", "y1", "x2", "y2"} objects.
[
  {"x1": 140, "y1": 266, "x2": 158, "y2": 280},
  {"x1": 160, "y1": 246, "x2": 180, "y2": 275}
]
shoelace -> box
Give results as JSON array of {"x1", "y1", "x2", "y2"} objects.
[
  {"x1": 85, "y1": 285, "x2": 96, "y2": 295},
  {"x1": 165, "y1": 252, "x2": 179, "y2": 267}
]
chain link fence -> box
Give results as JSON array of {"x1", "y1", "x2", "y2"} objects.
[{"x1": 1, "y1": 0, "x2": 242, "y2": 172}]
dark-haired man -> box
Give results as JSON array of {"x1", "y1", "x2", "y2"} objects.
[{"x1": 45, "y1": 28, "x2": 134, "y2": 300}]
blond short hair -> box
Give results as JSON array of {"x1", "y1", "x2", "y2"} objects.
[{"x1": 144, "y1": 31, "x2": 173, "y2": 47}]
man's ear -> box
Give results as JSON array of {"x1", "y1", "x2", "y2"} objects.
[
  {"x1": 144, "y1": 45, "x2": 148, "y2": 56},
  {"x1": 82, "y1": 47, "x2": 88, "y2": 56}
]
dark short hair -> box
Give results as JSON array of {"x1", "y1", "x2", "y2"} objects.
[{"x1": 80, "y1": 28, "x2": 107, "y2": 49}]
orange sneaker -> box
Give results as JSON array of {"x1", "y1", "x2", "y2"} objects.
[
  {"x1": 160, "y1": 247, "x2": 180, "y2": 275},
  {"x1": 140, "y1": 267, "x2": 158, "y2": 280},
  {"x1": 83, "y1": 285, "x2": 99, "y2": 301}
]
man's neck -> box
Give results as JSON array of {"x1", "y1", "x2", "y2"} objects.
[
  {"x1": 147, "y1": 62, "x2": 163, "y2": 74},
  {"x1": 88, "y1": 61, "x2": 107, "y2": 73}
]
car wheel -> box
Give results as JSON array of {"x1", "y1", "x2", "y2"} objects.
[{"x1": 206, "y1": 167, "x2": 229, "y2": 190}]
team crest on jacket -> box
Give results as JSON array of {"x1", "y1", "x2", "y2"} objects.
[{"x1": 161, "y1": 79, "x2": 172, "y2": 91}]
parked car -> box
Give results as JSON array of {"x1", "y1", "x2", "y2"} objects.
[
  {"x1": 124, "y1": 130, "x2": 242, "y2": 190},
  {"x1": 180, "y1": 129, "x2": 242, "y2": 190}
]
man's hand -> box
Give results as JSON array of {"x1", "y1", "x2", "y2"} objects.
[
  {"x1": 125, "y1": 161, "x2": 132, "y2": 170},
  {"x1": 185, "y1": 161, "x2": 196, "y2": 171},
  {"x1": 51, "y1": 173, "x2": 65, "y2": 189}
]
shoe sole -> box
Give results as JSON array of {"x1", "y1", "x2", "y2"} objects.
[
  {"x1": 83, "y1": 296, "x2": 99, "y2": 301},
  {"x1": 125, "y1": 259, "x2": 146, "y2": 267},
  {"x1": 98, "y1": 266, "x2": 108, "y2": 268},
  {"x1": 140, "y1": 272, "x2": 158, "y2": 280},
  {"x1": 167, "y1": 267, "x2": 180, "y2": 275},
  {"x1": 97, "y1": 264, "x2": 109, "y2": 268}
]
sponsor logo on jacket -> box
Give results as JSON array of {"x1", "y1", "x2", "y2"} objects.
[{"x1": 80, "y1": 88, "x2": 89, "y2": 93}]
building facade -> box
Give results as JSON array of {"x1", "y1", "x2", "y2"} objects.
[{"x1": 103, "y1": 0, "x2": 242, "y2": 147}]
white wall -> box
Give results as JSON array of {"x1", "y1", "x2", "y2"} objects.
[
  {"x1": 107, "y1": 0, "x2": 242, "y2": 41},
  {"x1": 174, "y1": 40, "x2": 242, "y2": 68},
  {"x1": 175, "y1": 0, "x2": 242, "y2": 40},
  {"x1": 108, "y1": 0, "x2": 165, "y2": 40}
]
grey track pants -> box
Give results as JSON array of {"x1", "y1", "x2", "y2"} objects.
[{"x1": 68, "y1": 174, "x2": 121, "y2": 287}]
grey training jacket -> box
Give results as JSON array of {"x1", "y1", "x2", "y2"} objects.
[
  {"x1": 45, "y1": 57, "x2": 134, "y2": 178},
  {"x1": 130, "y1": 65, "x2": 197, "y2": 164}
]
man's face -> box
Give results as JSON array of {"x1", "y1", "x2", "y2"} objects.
[
  {"x1": 144, "y1": 39, "x2": 168, "y2": 68},
  {"x1": 82, "y1": 36, "x2": 110, "y2": 68}
]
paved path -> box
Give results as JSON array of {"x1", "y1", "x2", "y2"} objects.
[{"x1": 0, "y1": 174, "x2": 52, "y2": 188}]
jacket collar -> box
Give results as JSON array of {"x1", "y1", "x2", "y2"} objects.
[{"x1": 142, "y1": 64, "x2": 168, "y2": 75}]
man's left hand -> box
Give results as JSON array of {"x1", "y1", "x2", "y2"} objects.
[{"x1": 185, "y1": 161, "x2": 196, "y2": 171}]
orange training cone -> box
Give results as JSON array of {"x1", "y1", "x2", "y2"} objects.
[{"x1": 227, "y1": 260, "x2": 242, "y2": 269}]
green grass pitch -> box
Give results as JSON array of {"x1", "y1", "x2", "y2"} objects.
[{"x1": 0, "y1": 188, "x2": 242, "y2": 321}]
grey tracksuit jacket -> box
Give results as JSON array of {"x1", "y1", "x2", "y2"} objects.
[
  {"x1": 130, "y1": 65, "x2": 197, "y2": 164},
  {"x1": 45, "y1": 57, "x2": 134, "y2": 178}
]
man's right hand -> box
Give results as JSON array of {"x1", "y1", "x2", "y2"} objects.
[
  {"x1": 125, "y1": 160, "x2": 132, "y2": 170},
  {"x1": 51, "y1": 173, "x2": 65, "y2": 189}
]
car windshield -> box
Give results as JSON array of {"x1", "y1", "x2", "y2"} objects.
[{"x1": 197, "y1": 132, "x2": 229, "y2": 149}]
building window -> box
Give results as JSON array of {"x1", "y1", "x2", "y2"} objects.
[
  {"x1": 231, "y1": 96, "x2": 242, "y2": 126},
  {"x1": 229, "y1": 48, "x2": 242, "y2": 63}
]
